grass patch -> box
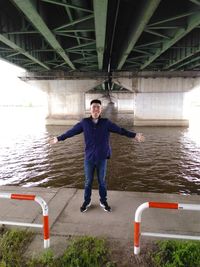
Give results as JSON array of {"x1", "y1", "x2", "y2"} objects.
[
  {"x1": 0, "y1": 228, "x2": 116, "y2": 267},
  {"x1": 61, "y1": 236, "x2": 115, "y2": 267},
  {"x1": 151, "y1": 239, "x2": 200, "y2": 267},
  {"x1": 0, "y1": 227, "x2": 34, "y2": 267}
]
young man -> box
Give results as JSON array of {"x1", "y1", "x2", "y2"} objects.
[{"x1": 50, "y1": 99, "x2": 144, "y2": 212}]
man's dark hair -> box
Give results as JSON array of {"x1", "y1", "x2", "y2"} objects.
[{"x1": 90, "y1": 99, "x2": 101, "y2": 105}]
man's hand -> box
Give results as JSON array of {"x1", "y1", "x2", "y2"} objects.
[
  {"x1": 135, "y1": 133, "x2": 145, "y2": 142},
  {"x1": 49, "y1": 137, "x2": 58, "y2": 145}
]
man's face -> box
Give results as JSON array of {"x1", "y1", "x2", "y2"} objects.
[{"x1": 90, "y1": 103, "x2": 102, "y2": 118}]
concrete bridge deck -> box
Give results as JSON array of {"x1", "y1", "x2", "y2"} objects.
[{"x1": 0, "y1": 186, "x2": 200, "y2": 259}]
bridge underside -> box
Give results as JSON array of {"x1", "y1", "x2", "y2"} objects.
[
  {"x1": 1, "y1": 0, "x2": 200, "y2": 74},
  {"x1": 26, "y1": 72, "x2": 199, "y2": 127},
  {"x1": 1, "y1": 1, "x2": 200, "y2": 127}
]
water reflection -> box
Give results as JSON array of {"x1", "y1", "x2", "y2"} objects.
[
  {"x1": 102, "y1": 101, "x2": 134, "y2": 125},
  {"x1": 0, "y1": 107, "x2": 200, "y2": 195}
]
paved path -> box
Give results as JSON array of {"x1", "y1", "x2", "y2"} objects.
[{"x1": 0, "y1": 185, "x2": 200, "y2": 256}]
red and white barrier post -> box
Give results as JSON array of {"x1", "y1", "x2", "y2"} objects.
[
  {"x1": 134, "y1": 201, "x2": 200, "y2": 255},
  {"x1": 0, "y1": 192, "x2": 50, "y2": 249}
]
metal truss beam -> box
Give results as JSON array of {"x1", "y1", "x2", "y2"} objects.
[
  {"x1": 164, "y1": 46, "x2": 200, "y2": 70},
  {"x1": 116, "y1": 0, "x2": 161, "y2": 70},
  {"x1": 144, "y1": 29, "x2": 170, "y2": 39},
  {"x1": 187, "y1": 59, "x2": 200, "y2": 69},
  {"x1": 189, "y1": 0, "x2": 200, "y2": 6},
  {"x1": 66, "y1": 41, "x2": 96, "y2": 51},
  {"x1": 62, "y1": 0, "x2": 87, "y2": 61},
  {"x1": 11, "y1": 0, "x2": 75, "y2": 70},
  {"x1": 41, "y1": 0, "x2": 93, "y2": 13},
  {"x1": 172, "y1": 54, "x2": 200, "y2": 70},
  {"x1": 54, "y1": 14, "x2": 94, "y2": 31},
  {"x1": 0, "y1": 33, "x2": 49, "y2": 69},
  {"x1": 93, "y1": 0, "x2": 108, "y2": 69},
  {"x1": 147, "y1": 11, "x2": 196, "y2": 26},
  {"x1": 140, "y1": 10, "x2": 200, "y2": 70}
]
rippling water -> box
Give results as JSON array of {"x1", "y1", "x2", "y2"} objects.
[{"x1": 0, "y1": 107, "x2": 200, "y2": 194}]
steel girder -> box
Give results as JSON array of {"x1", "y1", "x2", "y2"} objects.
[
  {"x1": 0, "y1": 0, "x2": 200, "y2": 72},
  {"x1": 93, "y1": 0, "x2": 108, "y2": 70},
  {"x1": 12, "y1": 0, "x2": 75, "y2": 70},
  {"x1": 116, "y1": 0, "x2": 161, "y2": 70},
  {"x1": 140, "y1": 9, "x2": 200, "y2": 70},
  {"x1": 0, "y1": 33, "x2": 49, "y2": 69}
]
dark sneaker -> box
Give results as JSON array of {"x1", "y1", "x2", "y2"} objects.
[
  {"x1": 100, "y1": 201, "x2": 111, "y2": 212},
  {"x1": 80, "y1": 201, "x2": 91, "y2": 212}
]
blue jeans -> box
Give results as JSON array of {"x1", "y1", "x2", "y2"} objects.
[{"x1": 84, "y1": 159, "x2": 107, "y2": 203}]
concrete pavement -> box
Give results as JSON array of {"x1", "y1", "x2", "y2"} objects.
[{"x1": 0, "y1": 185, "x2": 200, "y2": 257}]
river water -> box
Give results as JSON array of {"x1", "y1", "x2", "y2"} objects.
[{"x1": 0, "y1": 106, "x2": 200, "y2": 195}]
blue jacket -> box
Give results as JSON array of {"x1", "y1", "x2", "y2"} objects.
[{"x1": 57, "y1": 117, "x2": 136, "y2": 161}]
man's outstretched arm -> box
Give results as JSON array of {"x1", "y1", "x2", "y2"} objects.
[
  {"x1": 49, "y1": 121, "x2": 83, "y2": 145},
  {"x1": 107, "y1": 120, "x2": 145, "y2": 142}
]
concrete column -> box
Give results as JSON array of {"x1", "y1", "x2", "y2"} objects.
[
  {"x1": 26, "y1": 75, "x2": 199, "y2": 126},
  {"x1": 134, "y1": 77, "x2": 195, "y2": 126}
]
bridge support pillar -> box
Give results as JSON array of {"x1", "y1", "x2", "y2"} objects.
[{"x1": 26, "y1": 74, "x2": 199, "y2": 127}]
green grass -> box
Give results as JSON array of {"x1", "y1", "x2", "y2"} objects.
[
  {"x1": 0, "y1": 228, "x2": 116, "y2": 267},
  {"x1": 0, "y1": 227, "x2": 34, "y2": 267},
  {"x1": 60, "y1": 236, "x2": 115, "y2": 267},
  {"x1": 151, "y1": 239, "x2": 200, "y2": 267}
]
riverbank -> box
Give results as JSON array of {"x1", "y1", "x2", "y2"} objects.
[{"x1": 0, "y1": 186, "x2": 200, "y2": 266}]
